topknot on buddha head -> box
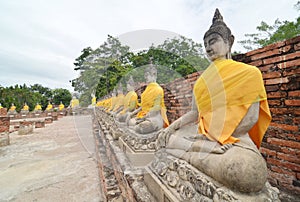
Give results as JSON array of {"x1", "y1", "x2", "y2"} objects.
[{"x1": 204, "y1": 8, "x2": 235, "y2": 48}]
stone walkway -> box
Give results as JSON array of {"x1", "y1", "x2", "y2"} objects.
[{"x1": 0, "y1": 115, "x2": 103, "y2": 202}]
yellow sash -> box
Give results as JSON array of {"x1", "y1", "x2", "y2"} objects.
[
  {"x1": 120, "y1": 91, "x2": 138, "y2": 114},
  {"x1": 194, "y1": 59, "x2": 271, "y2": 148},
  {"x1": 136, "y1": 83, "x2": 169, "y2": 127},
  {"x1": 113, "y1": 94, "x2": 125, "y2": 112}
]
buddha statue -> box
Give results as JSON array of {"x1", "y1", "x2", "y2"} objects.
[
  {"x1": 127, "y1": 63, "x2": 169, "y2": 134},
  {"x1": 112, "y1": 83, "x2": 125, "y2": 114},
  {"x1": 157, "y1": 9, "x2": 271, "y2": 193},
  {"x1": 116, "y1": 76, "x2": 138, "y2": 122},
  {"x1": 106, "y1": 90, "x2": 117, "y2": 112},
  {"x1": 70, "y1": 97, "x2": 80, "y2": 108},
  {"x1": 22, "y1": 102, "x2": 29, "y2": 111},
  {"x1": 58, "y1": 101, "x2": 65, "y2": 111},
  {"x1": 91, "y1": 95, "x2": 96, "y2": 106},
  {"x1": 45, "y1": 102, "x2": 53, "y2": 111},
  {"x1": 34, "y1": 103, "x2": 42, "y2": 112},
  {"x1": 0, "y1": 103, "x2": 2, "y2": 109},
  {"x1": 9, "y1": 103, "x2": 16, "y2": 112}
]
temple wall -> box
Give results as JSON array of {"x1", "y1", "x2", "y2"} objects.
[{"x1": 158, "y1": 35, "x2": 299, "y2": 195}]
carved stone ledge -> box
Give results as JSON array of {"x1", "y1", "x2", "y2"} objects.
[{"x1": 145, "y1": 150, "x2": 280, "y2": 202}]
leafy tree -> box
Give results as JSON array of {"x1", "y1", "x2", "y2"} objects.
[
  {"x1": 239, "y1": 2, "x2": 300, "y2": 51},
  {"x1": 74, "y1": 47, "x2": 93, "y2": 70},
  {"x1": 52, "y1": 88, "x2": 72, "y2": 106}
]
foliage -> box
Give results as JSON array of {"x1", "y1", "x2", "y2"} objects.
[
  {"x1": 239, "y1": 3, "x2": 300, "y2": 51},
  {"x1": 72, "y1": 35, "x2": 209, "y2": 101},
  {"x1": 0, "y1": 84, "x2": 71, "y2": 112},
  {"x1": 52, "y1": 88, "x2": 72, "y2": 106}
]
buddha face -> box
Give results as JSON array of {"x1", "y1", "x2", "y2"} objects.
[
  {"x1": 145, "y1": 69, "x2": 157, "y2": 83},
  {"x1": 204, "y1": 33, "x2": 230, "y2": 61}
]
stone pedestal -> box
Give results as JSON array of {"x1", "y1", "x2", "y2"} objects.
[
  {"x1": 144, "y1": 152, "x2": 280, "y2": 202},
  {"x1": 35, "y1": 121, "x2": 45, "y2": 128},
  {"x1": 18, "y1": 121, "x2": 33, "y2": 135},
  {"x1": 45, "y1": 117, "x2": 53, "y2": 124},
  {"x1": 0, "y1": 117, "x2": 10, "y2": 147}
]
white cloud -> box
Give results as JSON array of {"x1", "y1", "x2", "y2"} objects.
[{"x1": 0, "y1": 0, "x2": 298, "y2": 91}]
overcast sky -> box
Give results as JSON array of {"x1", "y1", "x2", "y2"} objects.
[{"x1": 0, "y1": 0, "x2": 298, "y2": 92}]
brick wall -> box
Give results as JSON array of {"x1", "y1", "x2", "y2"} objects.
[{"x1": 157, "y1": 36, "x2": 299, "y2": 195}]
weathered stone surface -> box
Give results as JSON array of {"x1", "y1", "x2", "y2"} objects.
[{"x1": 0, "y1": 132, "x2": 9, "y2": 147}]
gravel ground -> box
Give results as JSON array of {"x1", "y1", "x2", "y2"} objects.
[{"x1": 0, "y1": 115, "x2": 103, "y2": 202}]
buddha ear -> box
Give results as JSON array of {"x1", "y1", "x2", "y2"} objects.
[{"x1": 229, "y1": 35, "x2": 235, "y2": 47}]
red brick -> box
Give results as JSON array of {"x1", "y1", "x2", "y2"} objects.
[
  {"x1": 246, "y1": 41, "x2": 286, "y2": 57},
  {"x1": 284, "y1": 161, "x2": 300, "y2": 172},
  {"x1": 281, "y1": 147, "x2": 298, "y2": 156},
  {"x1": 267, "y1": 137, "x2": 300, "y2": 149},
  {"x1": 262, "y1": 71, "x2": 281, "y2": 79},
  {"x1": 264, "y1": 52, "x2": 300, "y2": 65},
  {"x1": 294, "y1": 42, "x2": 300, "y2": 51},
  {"x1": 297, "y1": 172, "x2": 300, "y2": 180},
  {"x1": 284, "y1": 99, "x2": 300, "y2": 106},
  {"x1": 260, "y1": 147, "x2": 276, "y2": 156},
  {"x1": 278, "y1": 58, "x2": 300, "y2": 69},
  {"x1": 265, "y1": 77, "x2": 289, "y2": 85},
  {"x1": 288, "y1": 90, "x2": 300, "y2": 97},
  {"x1": 251, "y1": 49, "x2": 281, "y2": 60},
  {"x1": 249, "y1": 60, "x2": 263, "y2": 67},
  {"x1": 285, "y1": 35, "x2": 300, "y2": 45},
  {"x1": 269, "y1": 107, "x2": 293, "y2": 115},
  {"x1": 258, "y1": 64, "x2": 275, "y2": 72},
  {"x1": 277, "y1": 152, "x2": 300, "y2": 164},
  {"x1": 268, "y1": 100, "x2": 281, "y2": 106},
  {"x1": 267, "y1": 91, "x2": 287, "y2": 98},
  {"x1": 293, "y1": 117, "x2": 300, "y2": 125},
  {"x1": 270, "y1": 165, "x2": 296, "y2": 177},
  {"x1": 279, "y1": 45, "x2": 292, "y2": 53},
  {"x1": 265, "y1": 85, "x2": 279, "y2": 92}
]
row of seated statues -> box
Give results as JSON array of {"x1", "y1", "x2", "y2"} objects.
[
  {"x1": 95, "y1": 9, "x2": 279, "y2": 201},
  {"x1": 5, "y1": 101, "x2": 66, "y2": 115}
]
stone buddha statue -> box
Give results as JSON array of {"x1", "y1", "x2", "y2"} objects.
[
  {"x1": 22, "y1": 102, "x2": 29, "y2": 111},
  {"x1": 111, "y1": 83, "x2": 125, "y2": 114},
  {"x1": 70, "y1": 97, "x2": 80, "y2": 108},
  {"x1": 0, "y1": 103, "x2": 2, "y2": 109},
  {"x1": 127, "y1": 64, "x2": 169, "y2": 134},
  {"x1": 116, "y1": 76, "x2": 138, "y2": 122},
  {"x1": 58, "y1": 101, "x2": 65, "y2": 111},
  {"x1": 45, "y1": 102, "x2": 53, "y2": 111},
  {"x1": 9, "y1": 103, "x2": 16, "y2": 112},
  {"x1": 34, "y1": 103, "x2": 42, "y2": 112},
  {"x1": 157, "y1": 9, "x2": 272, "y2": 193},
  {"x1": 21, "y1": 102, "x2": 29, "y2": 114}
]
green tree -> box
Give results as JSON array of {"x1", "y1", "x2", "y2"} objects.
[
  {"x1": 239, "y1": 2, "x2": 300, "y2": 51},
  {"x1": 52, "y1": 88, "x2": 72, "y2": 106}
]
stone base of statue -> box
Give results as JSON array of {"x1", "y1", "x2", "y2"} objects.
[
  {"x1": 144, "y1": 150, "x2": 280, "y2": 202},
  {"x1": 117, "y1": 123, "x2": 159, "y2": 167}
]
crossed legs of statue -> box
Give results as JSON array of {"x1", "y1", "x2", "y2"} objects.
[{"x1": 160, "y1": 125, "x2": 267, "y2": 193}]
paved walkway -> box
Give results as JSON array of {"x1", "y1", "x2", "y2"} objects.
[{"x1": 0, "y1": 115, "x2": 103, "y2": 202}]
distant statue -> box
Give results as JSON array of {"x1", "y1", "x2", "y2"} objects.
[
  {"x1": 8, "y1": 103, "x2": 17, "y2": 114},
  {"x1": 112, "y1": 83, "x2": 125, "y2": 113},
  {"x1": 157, "y1": 8, "x2": 271, "y2": 193},
  {"x1": 0, "y1": 103, "x2": 2, "y2": 109},
  {"x1": 58, "y1": 101, "x2": 65, "y2": 111},
  {"x1": 70, "y1": 97, "x2": 79, "y2": 108},
  {"x1": 116, "y1": 76, "x2": 138, "y2": 122},
  {"x1": 34, "y1": 103, "x2": 42, "y2": 112},
  {"x1": 21, "y1": 102, "x2": 29, "y2": 114},
  {"x1": 45, "y1": 101, "x2": 53, "y2": 111},
  {"x1": 127, "y1": 63, "x2": 169, "y2": 134},
  {"x1": 91, "y1": 95, "x2": 96, "y2": 106},
  {"x1": 22, "y1": 102, "x2": 29, "y2": 111}
]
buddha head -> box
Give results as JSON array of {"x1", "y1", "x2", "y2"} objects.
[
  {"x1": 145, "y1": 63, "x2": 157, "y2": 83},
  {"x1": 204, "y1": 8, "x2": 235, "y2": 61},
  {"x1": 126, "y1": 75, "x2": 135, "y2": 91}
]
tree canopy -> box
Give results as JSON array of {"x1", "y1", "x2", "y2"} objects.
[
  {"x1": 239, "y1": 2, "x2": 300, "y2": 51},
  {"x1": 0, "y1": 84, "x2": 72, "y2": 112},
  {"x1": 71, "y1": 34, "x2": 209, "y2": 105}
]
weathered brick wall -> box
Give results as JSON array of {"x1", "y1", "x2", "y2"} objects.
[
  {"x1": 156, "y1": 36, "x2": 299, "y2": 195},
  {"x1": 233, "y1": 36, "x2": 300, "y2": 195}
]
